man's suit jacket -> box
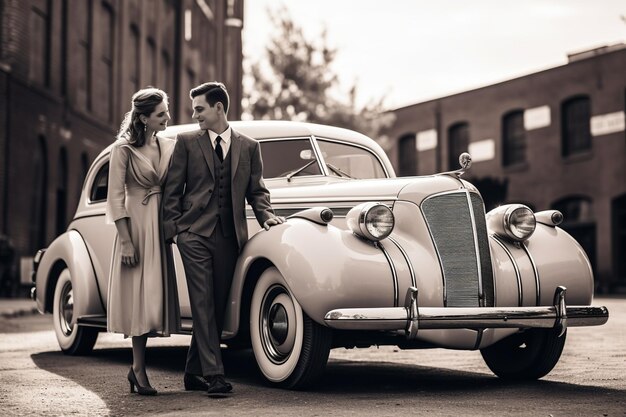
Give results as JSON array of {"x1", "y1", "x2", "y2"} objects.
[{"x1": 162, "y1": 128, "x2": 274, "y2": 251}]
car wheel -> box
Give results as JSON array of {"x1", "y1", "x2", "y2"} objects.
[
  {"x1": 480, "y1": 328, "x2": 566, "y2": 380},
  {"x1": 250, "y1": 267, "x2": 332, "y2": 389},
  {"x1": 52, "y1": 269, "x2": 98, "y2": 355}
]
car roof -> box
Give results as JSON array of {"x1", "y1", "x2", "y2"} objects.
[
  {"x1": 162, "y1": 120, "x2": 378, "y2": 148},
  {"x1": 95, "y1": 120, "x2": 389, "y2": 166}
]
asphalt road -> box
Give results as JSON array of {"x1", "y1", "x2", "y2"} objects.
[{"x1": 1, "y1": 297, "x2": 625, "y2": 417}]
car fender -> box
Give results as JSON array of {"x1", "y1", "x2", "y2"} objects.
[
  {"x1": 489, "y1": 224, "x2": 594, "y2": 309},
  {"x1": 526, "y1": 224, "x2": 594, "y2": 305},
  {"x1": 224, "y1": 218, "x2": 396, "y2": 335},
  {"x1": 35, "y1": 230, "x2": 105, "y2": 317}
]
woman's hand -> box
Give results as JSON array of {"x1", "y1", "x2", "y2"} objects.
[{"x1": 120, "y1": 239, "x2": 139, "y2": 267}]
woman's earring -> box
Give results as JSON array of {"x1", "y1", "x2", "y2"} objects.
[{"x1": 143, "y1": 123, "x2": 147, "y2": 132}]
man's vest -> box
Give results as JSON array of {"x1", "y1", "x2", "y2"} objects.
[{"x1": 188, "y1": 140, "x2": 236, "y2": 238}]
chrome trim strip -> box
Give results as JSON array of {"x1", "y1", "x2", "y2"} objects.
[
  {"x1": 309, "y1": 135, "x2": 329, "y2": 176},
  {"x1": 377, "y1": 241, "x2": 399, "y2": 307},
  {"x1": 465, "y1": 189, "x2": 484, "y2": 304},
  {"x1": 268, "y1": 196, "x2": 398, "y2": 204},
  {"x1": 388, "y1": 236, "x2": 417, "y2": 288},
  {"x1": 258, "y1": 135, "x2": 315, "y2": 142},
  {"x1": 521, "y1": 241, "x2": 541, "y2": 305},
  {"x1": 491, "y1": 234, "x2": 523, "y2": 306}
]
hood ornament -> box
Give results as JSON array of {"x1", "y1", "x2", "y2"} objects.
[{"x1": 439, "y1": 152, "x2": 472, "y2": 178}]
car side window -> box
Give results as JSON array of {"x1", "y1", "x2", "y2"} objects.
[
  {"x1": 259, "y1": 139, "x2": 322, "y2": 179},
  {"x1": 89, "y1": 162, "x2": 109, "y2": 203},
  {"x1": 317, "y1": 139, "x2": 387, "y2": 179}
]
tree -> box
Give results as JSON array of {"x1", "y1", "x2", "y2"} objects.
[{"x1": 243, "y1": 6, "x2": 394, "y2": 148}]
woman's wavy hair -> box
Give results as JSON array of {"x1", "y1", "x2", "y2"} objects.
[{"x1": 116, "y1": 87, "x2": 168, "y2": 147}]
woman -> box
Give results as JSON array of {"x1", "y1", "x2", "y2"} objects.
[{"x1": 106, "y1": 87, "x2": 179, "y2": 395}]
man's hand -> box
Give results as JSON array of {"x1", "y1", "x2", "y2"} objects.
[{"x1": 263, "y1": 216, "x2": 285, "y2": 231}]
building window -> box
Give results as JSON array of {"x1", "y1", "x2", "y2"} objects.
[
  {"x1": 160, "y1": 50, "x2": 172, "y2": 99},
  {"x1": 77, "y1": 152, "x2": 90, "y2": 200},
  {"x1": 502, "y1": 110, "x2": 526, "y2": 166},
  {"x1": 129, "y1": 25, "x2": 140, "y2": 93},
  {"x1": 76, "y1": 0, "x2": 92, "y2": 110},
  {"x1": 561, "y1": 96, "x2": 591, "y2": 157},
  {"x1": 28, "y1": 0, "x2": 51, "y2": 86},
  {"x1": 56, "y1": 148, "x2": 68, "y2": 235},
  {"x1": 612, "y1": 194, "x2": 626, "y2": 286},
  {"x1": 448, "y1": 122, "x2": 469, "y2": 170},
  {"x1": 146, "y1": 38, "x2": 156, "y2": 86},
  {"x1": 552, "y1": 196, "x2": 596, "y2": 274},
  {"x1": 96, "y1": 3, "x2": 114, "y2": 121},
  {"x1": 30, "y1": 137, "x2": 48, "y2": 252},
  {"x1": 398, "y1": 134, "x2": 417, "y2": 176}
]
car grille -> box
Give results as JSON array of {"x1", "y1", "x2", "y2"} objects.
[{"x1": 421, "y1": 191, "x2": 495, "y2": 307}]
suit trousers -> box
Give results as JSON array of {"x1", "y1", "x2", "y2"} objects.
[{"x1": 177, "y1": 222, "x2": 238, "y2": 377}]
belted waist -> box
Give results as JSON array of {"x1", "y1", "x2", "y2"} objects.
[{"x1": 126, "y1": 185, "x2": 162, "y2": 205}]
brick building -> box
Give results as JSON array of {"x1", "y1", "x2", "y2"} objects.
[
  {"x1": 384, "y1": 44, "x2": 626, "y2": 293},
  {"x1": 0, "y1": 0, "x2": 245, "y2": 294}
]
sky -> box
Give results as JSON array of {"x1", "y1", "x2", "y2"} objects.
[{"x1": 242, "y1": 0, "x2": 626, "y2": 111}]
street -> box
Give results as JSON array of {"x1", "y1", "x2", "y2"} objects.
[{"x1": 0, "y1": 297, "x2": 625, "y2": 417}]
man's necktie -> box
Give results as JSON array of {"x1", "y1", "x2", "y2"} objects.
[{"x1": 215, "y1": 136, "x2": 224, "y2": 162}]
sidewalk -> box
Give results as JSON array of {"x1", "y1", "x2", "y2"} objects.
[{"x1": 0, "y1": 297, "x2": 39, "y2": 318}]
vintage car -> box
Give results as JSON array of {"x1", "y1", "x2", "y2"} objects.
[{"x1": 32, "y1": 120, "x2": 609, "y2": 389}]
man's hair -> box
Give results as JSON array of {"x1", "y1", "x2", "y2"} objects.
[{"x1": 190, "y1": 82, "x2": 230, "y2": 113}]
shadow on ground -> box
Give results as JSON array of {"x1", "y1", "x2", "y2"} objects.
[{"x1": 31, "y1": 346, "x2": 625, "y2": 416}]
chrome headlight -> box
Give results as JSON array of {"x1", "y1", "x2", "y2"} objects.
[
  {"x1": 346, "y1": 202, "x2": 395, "y2": 241},
  {"x1": 487, "y1": 204, "x2": 536, "y2": 242}
]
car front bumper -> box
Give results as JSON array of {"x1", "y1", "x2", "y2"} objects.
[{"x1": 323, "y1": 286, "x2": 609, "y2": 339}]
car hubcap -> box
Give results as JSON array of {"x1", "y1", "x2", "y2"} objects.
[
  {"x1": 59, "y1": 281, "x2": 74, "y2": 336},
  {"x1": 260, "y1": 285, "x2": 296, "y2": 364}
]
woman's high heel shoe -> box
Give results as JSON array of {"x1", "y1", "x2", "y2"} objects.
[{"x1": 127, "y1": 367, "x2": 157, "y2": 396}]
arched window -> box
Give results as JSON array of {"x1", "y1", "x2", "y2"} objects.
[
  {"x1": 398, "y1": 133, "x2": 417, "y2": 176},
  {"x1": 448, "y1": 122, "x2": 469, "y2": 170},
  {"x1": 612, "y1": 194, "x2": 626, "y2": 285},
  {"x1": 30, "y1": 137, "x2": 48, "y2": 252},
  {"x1": 502, "y1": 110, "x2": 526, "y2": 166},
  {"x1": 552, "y1": 196, "x2": 596, "y2": 273},
  {"x1": 561, "y1": 96, "x2": 591, "y2": 157},
  {"x1": 56, "y1": 148, "x2": 69, "y2": 235}
]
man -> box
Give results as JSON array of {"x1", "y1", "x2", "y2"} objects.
[{"x1": 162, "y1": 82, "x2": 283, "y2": 395}]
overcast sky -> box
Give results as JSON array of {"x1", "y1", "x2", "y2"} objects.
[{"x1": 243, "y1": 0, "x2": 626, "y2": 110}]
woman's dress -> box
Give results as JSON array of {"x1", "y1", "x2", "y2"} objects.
[{"x1": 105, "y1": 136, "x2": 179, "y2": 337}]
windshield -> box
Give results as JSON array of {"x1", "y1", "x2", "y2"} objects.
[
  {"x1": 317, "y1": 139, "x2": 387, "y2": 179},
  {"x1": 259, "y1": 138, "x2": 322, "y2": 179}
]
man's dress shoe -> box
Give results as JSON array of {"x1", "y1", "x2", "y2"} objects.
[
  {"x1": 207, "y1": 375, "x2": 233, "y2": 394},
  {"x1": 184, "y1": 373, "x2": 209, "y2": 391}
]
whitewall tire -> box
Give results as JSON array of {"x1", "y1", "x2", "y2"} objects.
[
  {"x1": 250, "y1": 267, "x2": 331, "y2": 389},
  {"x1": 52, "y1": 269, "x2": 98, "y2": 355}
]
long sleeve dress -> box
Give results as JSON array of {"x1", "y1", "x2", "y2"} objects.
[{"x1": 105, "y1": 136, "x2": 179, "y2": 337}]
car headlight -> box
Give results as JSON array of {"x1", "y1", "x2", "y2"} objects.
[
  {"x1": 487, "y1": 204, "x2": 536, "y2": 242},
  {"x1": 346, "y1": 202, "x2": 395, "y2": 241}
]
